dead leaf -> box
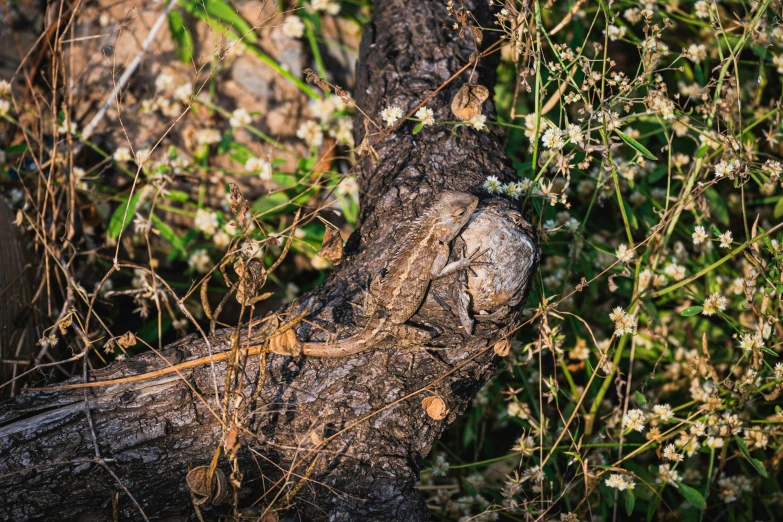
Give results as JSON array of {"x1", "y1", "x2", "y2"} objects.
[
  {"x1": 318, "y1": 226, "x2": 343, "y2": 265},
  {"x1": 493, "y1": 340, "x2": 511, "y2": 357},
  {"x1": 303, "y1": 68, "x2": 330, "y2": 93},
  {"x1": 117, "y1": 331, "x2": 137, "y2": 349},
  {"x1": 229, "y1": 183, "x2": 249, "y2": 227},
  {"x1": 58, "y1": 314, "x2": 73, "y2": 335},
  {"x1": 186, "y1": 466, "x2": 229, "y2": 505},
  {"x1": 421, "y1": 396, "x2": 450, "y2": 420},
  {"x1": 451, "y1": 84, "x2": 489, "y2": 121},
  {"x1": 310, "y1": 430, "x2": 323, "y2": 447},
  {"x1": 268, "y1": 328, "x2": 302, "y2": 356},
  {"x1": 223, "y1": 425, "x2": 240, "y2": 459}
]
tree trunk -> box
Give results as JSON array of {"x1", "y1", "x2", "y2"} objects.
[{"x1": 0, "y1": 0, "x2": 539, "y2": 519}]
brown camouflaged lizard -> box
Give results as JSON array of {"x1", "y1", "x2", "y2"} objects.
[
  {"x1": 300, "y1": 190, "x2": 480, "y2": 357},
  {"x1": 28, "y1": 191, "x2": 480, "y2": 390}
]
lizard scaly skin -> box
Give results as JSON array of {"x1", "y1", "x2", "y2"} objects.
[
  {"x1": 301, "y1": 190, "x2": 479, "y2": 357},
  {"x1": 27, "y1": 191, "x2": 479, "y2": 390}
]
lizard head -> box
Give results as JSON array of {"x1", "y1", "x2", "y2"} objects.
[{"x1": 432, "y1": 190, "x2": 479, "y2": 241}]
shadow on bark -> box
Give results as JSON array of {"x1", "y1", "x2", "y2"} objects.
[{"x1": 0, "y1": 0, "x2": 539, "y2": 519}]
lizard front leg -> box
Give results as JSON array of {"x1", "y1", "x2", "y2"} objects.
[{"x1": 431, "y1": 244, "x2": 489, "y2": 280}]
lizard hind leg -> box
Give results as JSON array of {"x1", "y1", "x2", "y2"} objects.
[{"x1": 355, "y1": 272, "x2": 383, "y2": 320}]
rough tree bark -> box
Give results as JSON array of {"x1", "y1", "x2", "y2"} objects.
[{"x1": 0, "y1": 0, "x2": 539, "y2": 520}]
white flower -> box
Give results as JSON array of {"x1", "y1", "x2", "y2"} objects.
[
  {"x1": 155, "y1": 73, "x2": 174, "y2": 91},
  {"x1": 470, "y1": 114, "x2": 487, "y2": 131},
  {"x1": 738, "y1": 332, "x2": 764, "y2": 350},
  {"x1": 311, "y1": 255, "x2": 332, "y2": 270},
  {"x1": 694, "y1": 0, "x2": 710, "y2": 18},
  {"x1": 431, "y1": 455, "x2": 450, "y2": 477},
  {"x1": 705, "y1": 436, "x2": 724, "y2": 449},
  {"x1": 381, "y1": 105, "x2": 403, "y2": 126},
  {"x1": 702, "y1": 292, "x2": 728, "y2": 316},
  {"x1": 610, "y1": 307, "x2": 637, "y2": 337},
  {"x1": 188, "y1": 249, "x2": 212, "y2": 273},
  {"x1": 194, "y1": 209, "x2": 219, "y2": 236},
  {"x1": 605, "y1": 473, "x2": 633, "y2": 490},
  {"x1": 329, "y1": 116, "x2": 354, "y2": 145},
  {"x1": 541, "y1": 127, "x2": 565, "y2": 150},
  {"x1": 663, "y1": 263, "x2": 685, "y2": 281},
  {"x1": 415, "y1": 106, "x2": 435, "y2": 126},
  {"x1": 297, "y1": 120, "x2": 324, "y2": 147},
  {"x1": 763, "y1": 159, "x2": 782, "y2": 180},
  {"x1": 605, "y1": 24, "x2": 627, "y2": 41},
  {"x1": 58, "y1": 121, "x2": 78, "y2": 135},
  {"x1": 245, "y1": 157, "x2": 272, "y2": 180},
  {"x1": 113, "y1": 147, "x2": 132, "y2": 162},
  {"x1": 194, "y1": 128, "x2": 221, "y2": 146},
  {"x1": 172, "y1": 82, "x2": 193, "y2": 102},
  {"x1": 690, "y1": 421, "x2": 706, "y2": 436},
  {"x1": 663, "y1": 443, "x2": 684, "y2": 462},
  {"x1": 622, "y1": 409, "x2": 646, "y2": 432},
  {"x1": 502, "y1": 181, "x2": 526, "y2": 199},
  {"x1": 564, "y1": 217, "x2": 580, "y2": 232},
  {"x1": 213, "y1": 230, "x2": 231, "y2": 249},
  {"x1": 717, "y1": 230, "x2": 733, "y2": 249},
  {"x1": 135, "y1": 147, "x2": 151, "y2": 164},
  {"x1": 714, "y1": 160, "x2": 735, "y2": 178},
  {"x1": 688, "y1": 43, "x2": 708, "y2": 63},
  {"x1": 282, "y1": 15, "x2": 305, "y2": 38},
  {"x1": 325, "y1": 1, "x2": 341, "y2": 15},
  {"x1": 483, "y1": 175, "x2": 502, "y2": 194},
  {"x1": 615, "y1": 243, "x2": 634, "y2": 262},
  {"x1": 229, "y1": 108, "x2": 252, "y2": 128},
  {"x1": 624, "y1": 7, "x2": 641, "y2": 23},
  {"x1": 657, "y1": 464, "x2": 682, "y2": 485},
  {"x1": 507, "y1": 400, "x2": 530, "y2": 419},
  {"x1": 692, "y1": 225, "x2": 708, "y2": 245},
  {"x1": 566, "y1": 123, "x2": 583, "y2": 143},
  {"x1": 0, "y1": 80, "x2": 10, "y2": 97},
  {"x1": 653, "y1": 404, "x2": 674, "y2": 422}
]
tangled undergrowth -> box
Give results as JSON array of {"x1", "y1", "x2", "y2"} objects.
[{"x1": 1, "y1": 0, "x2": 783, "y2": 519}]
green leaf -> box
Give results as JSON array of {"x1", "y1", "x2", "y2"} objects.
[
  {"x1": 108, "y1": 192, "x2": 140, "y2": 238},
  {"x1": 734, "y1": 435, "x2": 768, "y2": 477},
  {"x1": 634, "y1": 390, "x2": 647, "y2": 407},
  {"x1": 150, "y1": 214, "x2": 187, "y2": 259},
  {"x1": 615, "y1": 129, "x2": 657, "y2": 160},
  {"x1": 228, "y1": 142, "x2": 254, "y2": 166},
  {"x1": 676, "y1": 482, "x2": 706, "y2": 510},
  {"x1": 622, "y1": 199, "x2": 639, "y2": 230},
  {"x1": 4, "y1": 143, "x2": 29, "y2": 155},
  {"x1": 647, "y1": 164, "x2": 668, "y2": 184},
  {"x1": 181, "y1": 0, "x2": 257, "y2": 43},
  {"x1": 711, "y1": 225, "x2": 722, "y2": 237},
  {"x1": 167, "y1": 9, "x2": 193, "y2": 64},
  {"x1": 681, "y1": 306, "x2": 703, "y2": 317},
  {"x1": 137, "y1": 318, "x2": 172, "y2": 345},
  {"x1": 694, "y1": 62, "x2": 704, "y2": 85},
  {"x1": 165, "y1": 190, "x2": 190, "y2": 202},
  {"x1": 704, "y1": 187, "x2": 729, "y2": 225},
  {"x1": 774, "y1": 195, "x2": 783, "y2": 219},
  {"x1": 647, "y1": 492, "x2": 661, "y2": 522},
  {"x1": 625, "y1": 489, "x2": 635, "y2": 516},
  {"x1": 412, "y1": 122, "x2": 424, "y2": 135}
]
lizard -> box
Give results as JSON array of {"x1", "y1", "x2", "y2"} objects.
[
  {"x1": 299, "y1": 190, "x2": 480, "y2": 357},
  {"x1": 26, "y1": 191, "x2": 480, "y2": 390}
]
